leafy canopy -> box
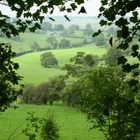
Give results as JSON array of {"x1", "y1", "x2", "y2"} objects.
[{"x1": 96, "y1": 0, "x2": 140, "y2": 87}]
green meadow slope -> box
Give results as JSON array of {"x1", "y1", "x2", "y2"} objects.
[
  {"x1": 14, "y1": 44, "x2": 107, "y2": 85},
  {"x1": 0, "y1": 32, "x2": 83, "y2": 53},
  {"x1": 0, "y1": 104, "x2": 104, "y2": 140}
]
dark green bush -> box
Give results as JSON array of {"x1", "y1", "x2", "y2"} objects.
[{"x1": 41, "y1": 116, "x2": 59, "y2": 140}]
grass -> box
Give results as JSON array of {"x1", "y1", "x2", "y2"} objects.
[
  {"x1": 0, "y1": 32, "x2": 83, "y2": 53},
  {"x1": 14, "y1": 44, "x2": 107, "y2": 85},
  {"x1": 0, "y1": 104, "x2": 104, "y2": 140}
]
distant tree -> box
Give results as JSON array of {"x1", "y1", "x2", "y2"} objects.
[
  {"x1": 94, "y1": 34, "x2": 106, "y2": 47},
  {"x1": 102, "y1": 47, "x2": 124, "y2": 66},
  {"x1": 83, "y1": 23, "x2": 93, "y2": 36},
  {"x1": 59, "y1": 39, "x2": 71, "y2": 48},
  {"x1": 40, "y1": 52, "x2": 58, "y2": 68},
  {"x1": 46, "y1": 36, "x2": 58, "y2": 49},
  {"x1": 21, "y1": 84, "x2": 34, "y2": 103},
  {"x1": 41, "y1": 22, "x2": 52, "y2": 32},
  {"x1": 107, "y1": 27, "x2": 117, "y2": 38},
  {"x1": 29, "y1": 83, "x2": 48, "y2": 104},
  {"x1": 69, "y1": 24, "x2": 80, "y2": 31},
  {"x1": 47, "y1": 75, "x2": 66, "y2": 105},
  {"x1": 53, "y1": 24, "x2": 64, "y2": 31},
  {"x1": 70, "y1": 52, "x2": 100, "y2": 67},
  {"x1": 62, "y1": 81, "x2": 81, "y2": 107},
  {"x1": 68, "y1": 24, "x2": 80, "y2": 34},
  {"x1": 30, "y1": 41, "x2": 40, "y2": 51}
]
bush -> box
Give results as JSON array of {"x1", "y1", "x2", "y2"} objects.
[
  {"x1": 23, "y1": 112, "x2": 59, "y2": 140},
  {"x1": 59, "y1": 39, "x2": 71, "y2": 49},
  {"x1": 40, "y1": 52, "x2": 58, "y2": 68},
  {"x1": 21, "y1": 83, "x2": 48, "y2": 104},
  {"x1": 21, "y1": 84, "x2": 34, "y2": 103},
  {"x1": 30, "y1": 41, "x2": 40, "y2": 51},
  {"x1": 22, "y1": 112, "x2": 42, "y2": 140},
  {"x1": 41, "y1": 116, "x2": 59, "y2": 140}
]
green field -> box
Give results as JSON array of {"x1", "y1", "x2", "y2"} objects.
[
  {"x1": 0, "y1": 104, "x2": 104, "y2": 140},
  {"x1": 0, "y1": 32, "x2": 83, "y2": 53},
  {"x1": 0, "y1": 17, "x2": 106, "y2": 140},
  {"x1": 14, "y1": 44, "x2": 106, "y2": 85}
]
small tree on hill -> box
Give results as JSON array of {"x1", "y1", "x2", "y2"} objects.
[
  {"x1": 53, "y1": 24, "x2": 64, "y2": 31},
  {"x1": 83, "y1": 23, "x2": 93, "y2": 36},
  {"x1": 47, "y1": 75, "x2": 66, "y2": 105},
  {"x1": 41, "y1": 22, "x2": 52, "y2": 32},
  {"x1": 46, "y1": 37, "x2": 58, "y2": 49},
  {"x1": 30, "y1": 41, "x2": 40, "y2": 51},
  {"x1": 102, "y1": 47, "x2": 124, "y2": 66},
  {"x1": 40, "y1": 52, "x2": 58, "y2": 68},
  {"x1": 94, "y1": 34, "x2": 106, "y2": 47},
  {"x1": 59, "y1": 39, "x2": 71, "y2": 49}
]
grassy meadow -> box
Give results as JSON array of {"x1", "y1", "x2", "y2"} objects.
[
  {"x1": 0, "y1": 17, "x2": 107, "y2": 140},
  {"x1": 14, "y1": 44, "x2": 106, "y2": 84},
  {"x1": 0, "y1": 104, "x2": 104, "y2": 140},
  {"x1": 0, "y1": 32, "x2": 83, "y2": 53}
]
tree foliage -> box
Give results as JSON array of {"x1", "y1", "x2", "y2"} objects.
[
  {"x1": 102, "y1": 47, "x2": 124, "y2": 66},
  {"x1": 47, "y1": 75, "x2": 66, "y2": 105},
  {"x1": 46, "y1": 37, "x2": 58, "y2": 49},
  {"x1": 30, "y1": 41, "x2": 40, "y2": 51},
  {"x1": 41, "y1": 22, "x2": 52, "y2": 31},
  {"x1": 40, "y1": 52, "x2": 58, "y2": 68},
  {"x1": 83, "y1": 23, "x2": 93, "y2": 36},
  {"x1": 0, "y1": 43, "x2": 21, "y2": 111},
  {"x1": 70, "y1": 52, "x2": 99, "y2": 67},
  {"x1": 41, "y1": 116, "x2": 59, "y2": 140},
  {"x1": 80, "y1": 66, "x2": 140, "y2": 140},
  {"x1": 59, "y1": 39, "x2": 71, "y2": 49},
  {"x1": 97, "y1": 0, "x2": 140, "y2": 85}
]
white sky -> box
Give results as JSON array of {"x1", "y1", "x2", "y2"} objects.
[{"x1": 0, "y1": 0, "x2": 101, "y2": 17}]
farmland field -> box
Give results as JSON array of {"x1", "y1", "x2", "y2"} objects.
[
  {"x1": 14, "y1": 44, "x2": 107, "y2": 85},
  {"x1": 0, "y1": 32, "x2": 83, "y2": 53},
  {"x1": 0, "y1": 104, "x2": 104, "y2": 140}
]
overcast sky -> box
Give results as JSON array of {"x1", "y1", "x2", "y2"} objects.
[{"x1": 0, "y1": 0, "x2": 101, "y2": 17}]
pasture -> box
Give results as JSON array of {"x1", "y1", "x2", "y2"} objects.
[
  {"x1": 0, "y1": 32, "x2": 83, "y2": 53},
  {"x1": 14, "y1": 44, "x2": 107, "y2": 85},
  {"x1": 0, "y1": 104, "x2": 104, "y2": 140}
]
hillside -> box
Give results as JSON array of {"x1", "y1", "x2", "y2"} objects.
[{"x1": 14, "y1": 44, "x2": 107, "y2": 85}]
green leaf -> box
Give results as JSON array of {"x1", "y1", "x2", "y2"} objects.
[
  {"x1": 78, "y1": 6, "x2": 87, "y2": 14},
  {"x1": 92, "y1": 30, "x2": 102, "y2": 37},
  {"x1": 128, "y1": 79, "x2": 138, "y2": 87},
  {"x1": 49, "y1": 17, "x2": 55, "y2": 21},
  {"x1": 71, "y1": 3, "x2": 77, "y2": 10},
  {"x1": 109, "y1": 37, "x2": 113, "y2": 46},
  {"x1": 64, "y1": 15, "x2": 70, "y2": 22},
  {"x1": 75, "y1": 0, "x2": 84, "y2": 5},
  {"x1": 100, "y1": 20, "x2": 107, "y2": 26},
  {"x1": 117, "y1": 56, "x2": 127, "y2": 65}
]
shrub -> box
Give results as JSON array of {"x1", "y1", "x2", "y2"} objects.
[
  {"x1": 21, "y1": 84, "x2": 34, "y2": 103},
  {"x1": 22, "y1": 112, "x2": 42, "y2": 140},
  {"x1": 41, "y1": 116, "x2": 59, "y2": 140},
  {"x1": 21, "y1": 83, "x2": 48, "y2": 104},
  {"x1": 40, "y1": 52, "x2": 58, "y2": 68}
]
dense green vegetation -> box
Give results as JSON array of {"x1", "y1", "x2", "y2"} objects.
[{"x1": 1, "y1": 0, "x2": 140, "y2": 139}]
